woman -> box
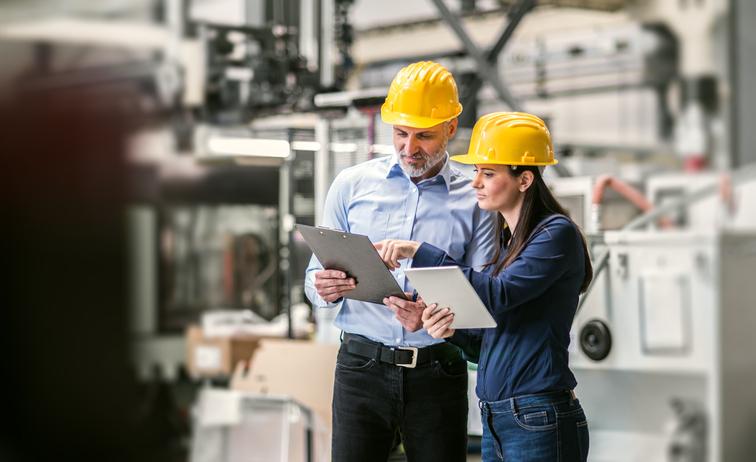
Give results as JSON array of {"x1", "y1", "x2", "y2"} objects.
[{"x1": 376, "y1": 112, "x2": 593, "y2": 461}]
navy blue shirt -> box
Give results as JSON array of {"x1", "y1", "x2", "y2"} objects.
[{"x1": 412, "y1": 215, "x2": 586, "y2": 402}]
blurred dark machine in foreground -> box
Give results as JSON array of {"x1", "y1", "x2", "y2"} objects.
[{"x1": 0, "y1": 74, "x2": 185, "y2": 461}]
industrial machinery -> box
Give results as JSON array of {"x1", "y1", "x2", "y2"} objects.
[
  {"x1": 193, "y1": 0, "x2": 355, "y2": 123},
  {"x1": 499, "y1": 22, "x2": 677, "y2": 99},
  {"x1": 645, "y1": 172, "x2": 756, "y2": 231},
  {"x1": 568, "y1": 162, "x2": 756, "y2": 460},
  {"x1": 571, "y1": 229, "x2": 756, "y2": 461},
  {"x1": 546, "y1": 175, "x2": 643, "y2": 232}
]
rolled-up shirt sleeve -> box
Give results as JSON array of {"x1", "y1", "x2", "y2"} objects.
[{"x1": 304, "y1": 173, "x2": 350, "y2": 310}]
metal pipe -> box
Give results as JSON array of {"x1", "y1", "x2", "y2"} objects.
[
  {"x1": 624, "y1": 165, "x2": 756, "y2": 231},
  {"x1": 279, "y1": 133, "x2": 296, "y2": 339},
  {"x1": 577, "y1": 248, "x2": 608, "y2": 312},
  {"x1": 590, "y1": 174, "x2": 673, "y2": 232},
  {"x1": 320, "y1": 0, "x2": 335, "y2": 88},
  {"x1": 577, "y1": 162, "x2": 756, "y2": 312},
  {"x1": 314, "y1": 119, "x2": 332, "y2": 225}
]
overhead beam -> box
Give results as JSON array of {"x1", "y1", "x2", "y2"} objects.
[
  {"x1": 459, "y1": 0, "x2": 535, "y2": 113},
  {"x1": 431, "y1": 0, "x2": 522, "y2": 111}
]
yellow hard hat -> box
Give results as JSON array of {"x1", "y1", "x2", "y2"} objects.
[
  {"x1": 381, "y1": 61, "x2": 463, "y2": 129},
  {"x1": 451, "y1": 112, "x2": 558, "y2": 166}
]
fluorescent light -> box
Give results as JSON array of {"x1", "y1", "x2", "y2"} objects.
[
  {"x1": 291, "y1": 141, "x2": 321, "y2": 151},
  {"x1": 290, "y1": 141, "x2": 394, "y2": 155},
  {"x1": 206, "y1": 137, "x2": 290, "y2": 158},
  {"x1": 330, "y1": 142, "x2": 357, "y2": 153},
  {"x1": 313, "y1": 88, "x2": 387, "y2": 108},
  {"x1": 0, "y1": 17, "x2": 171, "y2": 50}
]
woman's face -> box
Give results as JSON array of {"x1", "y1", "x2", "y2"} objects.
[{"x1": 470, "y1": 164, "x2": 525, "y2": 213}]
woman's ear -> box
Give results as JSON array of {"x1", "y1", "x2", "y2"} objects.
[{"x1": 519, "y1": 170, "x2": 535, "y2": 192}]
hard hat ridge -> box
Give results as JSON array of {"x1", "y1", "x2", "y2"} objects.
[
  {"x1": 451, "y1": 111, "x2": 558, "y2": 166},
  {"x1": 381, "y1": 61, "x2": 463, "y2": 129}
]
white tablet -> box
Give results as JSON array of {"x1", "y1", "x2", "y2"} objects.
[{"x1": 404, "y1": 266, "x2": 497, "y2": 329}]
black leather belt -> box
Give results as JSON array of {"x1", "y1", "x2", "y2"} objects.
[{"x1": 342, "y1": 333, "x2": 461, "y2": 368}]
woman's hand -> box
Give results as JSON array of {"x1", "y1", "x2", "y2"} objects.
[
  {"x1": 374, "y1": 239, "x2": 421, "y2": 270},
  {"x1": 422, "y1": 304, "x2": 455, "y2": 339}
]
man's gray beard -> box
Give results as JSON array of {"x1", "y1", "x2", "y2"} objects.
[{"x1": 399, "y1": 140, "x2": 448, "y2": 178}]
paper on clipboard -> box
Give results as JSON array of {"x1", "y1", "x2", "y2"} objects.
[
  {"x1": 297, "y1": 224, "x2": 408, "y2": 305},
  {"x1": 404, "y1": 266, "x2": 497, "y2": 329}
]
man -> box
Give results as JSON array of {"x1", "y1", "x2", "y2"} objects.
[{"x1": 304, "y1": 61, "x2": 496, "y2": 462}]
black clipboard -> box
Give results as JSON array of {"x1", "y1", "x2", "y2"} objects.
[{"x1": 297, "y1": 224, "x2": 408, "y2": 304}]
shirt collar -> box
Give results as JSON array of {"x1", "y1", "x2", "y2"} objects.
[{"x1": 385, "y1": 152, "x2": 452, "y2": 192}]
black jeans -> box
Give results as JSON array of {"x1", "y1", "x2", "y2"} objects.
[{"x1": 332, "y1": 340, "x2": 469, "y2": 462}]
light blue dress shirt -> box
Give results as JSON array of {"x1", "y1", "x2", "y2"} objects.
[{"x1": 304, "y1": 153, "x2": 496, "y2": 347}]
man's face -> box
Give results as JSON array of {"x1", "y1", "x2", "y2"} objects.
[{"x1": 392, "y1": 120, "x2": 456, "y2": 179}]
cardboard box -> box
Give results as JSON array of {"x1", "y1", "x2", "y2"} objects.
[
  {"x1": 231, "y1": 339, "x2": 338, "y2": 425},
  {"x1": 186, "y1": 325, "x2": 262, "y2": 378}
]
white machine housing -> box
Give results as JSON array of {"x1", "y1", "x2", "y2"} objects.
[{"x1": 571, "y1": 230, "x2": 756, "y2": 461}]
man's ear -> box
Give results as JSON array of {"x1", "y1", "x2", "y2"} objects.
[
  {"x1": 447, "y1": 118, "x2": 459, "y2": 139},
  {"x1": 520, "y1": 170, "x2": 535, "y2": 192}
]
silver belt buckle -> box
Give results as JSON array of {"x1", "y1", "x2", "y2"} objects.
[{"x1": 396, "y1": 346, "x2": 418, "y2": 368}]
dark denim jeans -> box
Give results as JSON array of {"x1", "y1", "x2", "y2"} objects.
[
  {"x1": 332, "y1": 342, "x2": 469, "y2": 462},
  {"x1": 480, "y1": 391, "x2": 589, "y2": 461}
]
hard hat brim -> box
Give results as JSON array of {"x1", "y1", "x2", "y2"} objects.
[
  {"x1": 450, "y1": 153, "x2": 558, "y2": 166},
  {"x1": 381, "y1": 106, "x2": 462, "y2": 129}
]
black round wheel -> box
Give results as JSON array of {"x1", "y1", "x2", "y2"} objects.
[{"x1": 580, "y1": 319, "x2": 612, "y2": 361}]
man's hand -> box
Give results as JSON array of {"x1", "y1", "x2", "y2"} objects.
[
  {"x1": 422, "y1": 304, "x2": 455, "y2": 339},
  {"x1": 314, "y1": 269, "x2": 356, "y2": 303},
  {"x1": 374, "y1": 239, "x2": 421, "y2": 270},
  {"x1": 383, "y1": 292, "x2": 425, "y2": 332}
]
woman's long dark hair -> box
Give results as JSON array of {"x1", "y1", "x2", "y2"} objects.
[{"x1": 485, "y1": 165, "x2": 593, "y2": 293}]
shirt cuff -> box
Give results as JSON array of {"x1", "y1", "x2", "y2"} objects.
[
  {"x1": 306, "y1": 283, "x2": 344, "y2": 309},
  {"x1": 412, "y1": 242, "x2": 447, "y2": 268},
  {"x1": 316, "y1": 297, "x2": 343, "y2": 309}
]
